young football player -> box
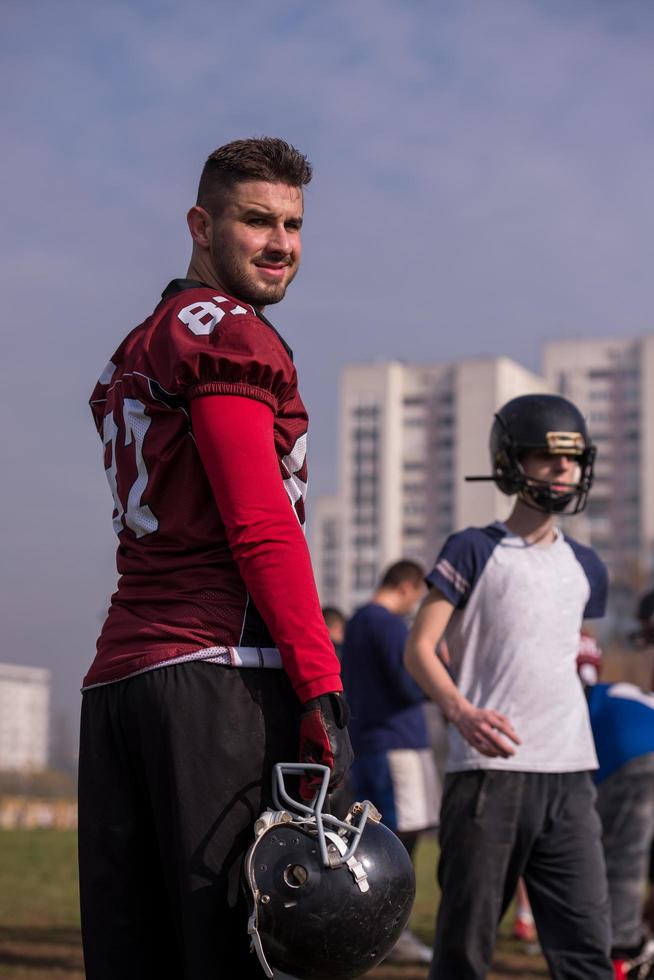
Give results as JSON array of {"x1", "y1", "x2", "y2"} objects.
[
  {"x1": 78, "y1": 138, "x2": 352, "y2": 979},
  {"x1": 405, "y1": 393, "x2": 613, "y2": 979}
]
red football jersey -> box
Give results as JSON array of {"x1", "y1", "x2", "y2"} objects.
[{"x1": 85, "y1": 279, "x2": 334, "y2": 694}]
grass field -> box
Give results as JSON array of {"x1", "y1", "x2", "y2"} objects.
[
  {"x1": 0, "y1": 831, "x2": 547, "y2": 979},
  {"x1": 0, "y1": 830, "x2": 83, "y2": 978}
]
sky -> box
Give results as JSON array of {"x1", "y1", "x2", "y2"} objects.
[{"x1": 1, "y1": 0, "x2": 654, "y2": 732}]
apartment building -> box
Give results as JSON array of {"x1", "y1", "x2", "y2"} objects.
[
  {"x1": 315, "y1": 357, "x2": 546, "y2": 613},
  {"x1": 310, "y1": 494, "x2": 341, "y2": 609},
  {"x1": 0, "y1": 663, "x2": 50, "y2": 772},
  {"x1": 544, "y1": 335, "x2": 654, "y2": 588}
]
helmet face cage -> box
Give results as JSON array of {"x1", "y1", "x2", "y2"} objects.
[
  {"x1": 244, "y1": 764, "x2": 416, "y2": 979},
  {"x1": 271, "y1": 762, "x2": 372, "y2": 868},
  {"x1": 491, "y1": 396, "x2": 596, "y2": 515}
]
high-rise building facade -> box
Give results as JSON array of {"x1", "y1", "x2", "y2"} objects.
[
  {"x1": 310, "y1": 495, "x2": 341, "y2": 609},
  {"x1": 544, "y1": 335, "x2": 654, "y2": 589},
  {"x1": 0, "y1": 663, "x2": 50, "y2": 772},
  {"x1": 314, "y1": 357, "x2": 546, "y2": 613}
]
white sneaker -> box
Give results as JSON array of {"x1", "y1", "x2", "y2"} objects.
[{"x1": 387, "y1": 928, "x2": 433, "y2": 964}]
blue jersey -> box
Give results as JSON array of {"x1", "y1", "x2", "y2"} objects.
[{"x1": 587, "y1": 683, "x2": 654, "y2": 784}]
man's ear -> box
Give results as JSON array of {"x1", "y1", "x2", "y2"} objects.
[
  {"x1": 398, "y1": 581, "x2": 414, "y2": 608},
  {"x1": 187, "y1": 206, "x2": 212, "y2": 249}
]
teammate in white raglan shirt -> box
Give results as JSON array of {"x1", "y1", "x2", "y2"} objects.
[{"x1": 405, "y1": 393, "x2": 613, "y2": 980}]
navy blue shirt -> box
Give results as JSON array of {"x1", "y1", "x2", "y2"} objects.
[{"x1": 341, "y1": 603, "x2": 429, "y2": 754}]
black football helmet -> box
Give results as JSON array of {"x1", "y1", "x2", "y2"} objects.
[
  {"x1": 244, "y1": 763, "x2": 416, "y2": 979},
  {"x1": 466, "y1": 393, "x2": 596, "y2": 514}
]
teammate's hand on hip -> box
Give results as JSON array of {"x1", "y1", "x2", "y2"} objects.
[
  {"x1": 299, "y1": 692, "x2": 354, "y2": 800},
  {"x1": 453, "y1": 702, "x2": 520, "y2": 758}
]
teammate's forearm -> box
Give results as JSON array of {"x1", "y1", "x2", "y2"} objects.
[{"x1": 405, "y1": 638, "x2": 467, "y2": 721}]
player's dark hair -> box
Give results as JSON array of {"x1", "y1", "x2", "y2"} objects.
[
  {"x1": 322, "y1": 606, "x2": 346, "y2": 630},
  {"x1": 379, "y1": 560, "x2": 425, "y2": 590},
  {"x1": 637, "y1": 589, "x2": 654, "y2": 624},
  {"x1": 197, "y1": 137, "x2": 312, "y2": 216}
]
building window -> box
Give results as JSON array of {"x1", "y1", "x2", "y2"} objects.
[
  {"x1": 403, "y1": 502, "x2": 425, "y2": 516},
  {"x1": 353, "y1": 405, "x2": 380, "y2": 420},
  {"x1": 403, "y1": 482, "x2": 425, "y2": 495},
  {"x1": 402, "y1": 525, "x2": 424, "y2": 537},
  {"x1": 353, "y1": 534, "x2": 377, "y2": 548},
  {"x1": 353, "y1": 428, "x2": 379, "y2": 444},
  {"x1": 354, "y1": 563, "x2": 377, "y2": 590}
]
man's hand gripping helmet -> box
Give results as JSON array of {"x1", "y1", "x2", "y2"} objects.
[
  {"x1": 244, "y1": 763, "x2": 416, "y2": 979},
  {"x1": 467, "y1": 393, "x2": 596, "y2": 514}
]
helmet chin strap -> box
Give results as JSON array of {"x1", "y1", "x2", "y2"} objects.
[
  {"x1": 323, "y1": 827, "x2": 370, "y2": 892},
  {"x1": 520, "y1": 477, "x2": 578, "y2": 514}
]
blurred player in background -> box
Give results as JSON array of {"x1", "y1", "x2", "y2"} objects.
[
  {"x1": 406, "y1": 394, "x2": 613, "y2": 980},
  {"x1": 78, "y1": 137, "x2": 352, "y2": 979},
  {"x1": 343, "y1": 560, "x2": 440, "y2": 963},
  {"x1": 342, "y1": 559, "x2": 439, "y2": 965},
  {"x1": 585, "y1": 659, "x2": 654, "y2": 979},
  {"x1": 633, "y1": 589, "x2": 654, "y2": 650},
  {"x1": 321, "y1": 605, "x2": 347, "y2": 659}
]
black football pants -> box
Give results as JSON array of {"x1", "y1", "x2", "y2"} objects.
[{"x1": 78, "y1": 662, "x2": 299, "y2": 980}]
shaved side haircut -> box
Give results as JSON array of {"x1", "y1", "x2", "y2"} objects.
[
  {"x1": 197, "y1": 137, "x2": 313, "y2": 217},
  {"x1": 322, "y1": 606, "x2": 346, "y2": 631},
  {"x1": 379, "y1": 560, "x2": 425, "y2": 590}
]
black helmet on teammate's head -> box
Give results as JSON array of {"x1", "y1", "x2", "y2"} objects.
[
  {"x1": 244, "y1": 764, "x2": 415, "y2": 979},
  {"x1": 488, "y1": 393, "x2": 596, "y2": 514}
]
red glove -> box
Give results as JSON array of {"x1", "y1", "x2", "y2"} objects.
[{"x1": 299, "y1": 692, "x2": 353, "y2": 800}]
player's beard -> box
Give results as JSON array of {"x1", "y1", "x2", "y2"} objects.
[{"x1": 210, "y1": 242, "x2": 297, "y2": 308}]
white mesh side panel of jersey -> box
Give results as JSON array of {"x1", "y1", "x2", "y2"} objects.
[
  {"x1": 282, "y1": 433, "x2": 307, "y2": 525},
  {"x1": 122, "y1": 398, "x2": 158, "y2": 537}
]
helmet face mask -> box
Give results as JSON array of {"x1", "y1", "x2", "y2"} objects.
[
  {"x1": 488, "y1": 395, "x2": 596, "y2": 515},
  {"x1": 244, "y1": 764, "x2": 416, "y2": 979}
]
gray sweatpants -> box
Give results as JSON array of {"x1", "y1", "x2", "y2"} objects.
[
  {"x1": 431, "y1": 769, "x2": 613, "y2": 980},
  {"x1": 596, "y1": 752, "x2": 654, "y2": 950}
]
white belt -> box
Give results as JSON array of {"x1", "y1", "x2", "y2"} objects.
[{"x1": 202, "y1": 646, "x2": 283, "y2": 669}]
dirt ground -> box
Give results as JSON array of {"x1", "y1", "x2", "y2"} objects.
[
  {"x1": 0, "y1": 927, "x2": 548, "y2": 980},
  {"x1": 0, "y1": 926, "x2": 84, "y2": 978},
  {"x1": 370, "y1": 948, "x2": 548, "y2": 979}
]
